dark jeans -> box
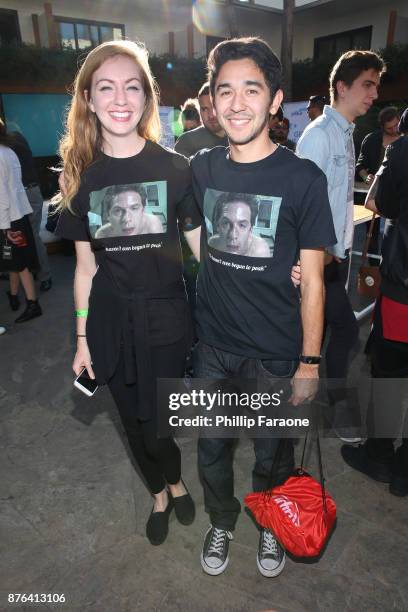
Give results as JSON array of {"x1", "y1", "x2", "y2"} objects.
[
  {"x1": 194, "y1": 341, "x2": 298, "y2": 531},
  {"x1": 108, "y1": 339, "x2": 187, "y2": 494},
  {"x1": 324, "y1": 256, "x2": 359, "y2": 382},
  {"x1": 365, "y1": 298, "x2": 408, "y2": 475}
]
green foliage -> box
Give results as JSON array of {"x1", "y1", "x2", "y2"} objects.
[
  {"x1": 0, "y1": 42, "x2": 407, "y2": 104},
  {"x1": 0, "y1": 44, "x2": 207, "y2": 101},
  {"x1": 0, "y1": 44, "x2": 83, "y2": 88}
]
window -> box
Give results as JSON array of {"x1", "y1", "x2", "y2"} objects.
[
  {"x1": 0, "y1": 9, "x2": 21, "y2": 46},
  {"x1": 55, "y1": 17, "x2": 124, "y2": 50},
  {"x1": 314, "y1": 27, "x2": 372, "y2": 61}
]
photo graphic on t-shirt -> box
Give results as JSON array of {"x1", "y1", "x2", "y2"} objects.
[
  {"x1": 204, "y1": 189, "x2": 282, "y2": 258},
  {"x1": 87, "y1": 181, "x2": 167, "y2": 239}
]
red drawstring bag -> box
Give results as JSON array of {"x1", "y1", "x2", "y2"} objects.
[{"x1": 245, "y1": 433, "x2": 336, "y2": 558}]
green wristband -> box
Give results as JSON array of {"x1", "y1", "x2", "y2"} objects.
[{"x1": 75, "y1": 309, "x2": 88, "y2": 317}]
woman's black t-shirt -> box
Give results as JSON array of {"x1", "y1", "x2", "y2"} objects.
[{"x1": 57, "y1": 140, "x2": 202, "y2": 414}]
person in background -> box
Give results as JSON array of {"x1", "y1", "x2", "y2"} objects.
[
  {"x1": 175, "y1": 83, "x2": 227, "y2": 158},
  {"x1": 179, "y1": 98, "x2": 201, "y2": 133},
  {"x1": 0, "y1": 120, "x2": 42, "y2": 323},
  {"x1": 10, "y1": 131, "x2": 52, "y2": 292},
  {"x1": 342, "y1": 108, "x2": 408, "y2": 497},
  {"x1": 356, "y1": 106, "x2": 400, "y2": 186},
  {"x1": 307, "y1": 95, "x2": 326, "y2": 121},
  {"x1": 296, "y1": 50, "x2": 385, "y2": 443},
  {"x1": 272, "y1": 117, "x2": 296, "y2": 151},
  {"x1": 268, "y1": 105, "x2": 284, "y2": 140},
  {"x1": 356, "y1": 107, "x2": 400, "y2": 262}
]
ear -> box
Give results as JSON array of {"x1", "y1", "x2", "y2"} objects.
[
  {"x1": 85, "y1": 89, "x2": 95, "y2": 113},
  {"x1": 336, "y1": 80, "x2": 347, "y2": 99},
  {"x1": 269, "y1": 89, "x2": 284, "y2": 116}
]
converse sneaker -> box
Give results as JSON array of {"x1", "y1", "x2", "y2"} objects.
[
  {"x1": 201, "y1": 526, "x2": 233, "y2": 575},
  {"x1": 257, "y1": 528, "x2": 286, "y2": 578}
]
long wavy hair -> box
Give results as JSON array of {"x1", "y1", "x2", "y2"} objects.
[{"x1": 57, "y1": 40, "x2": 161, "y2": 210}]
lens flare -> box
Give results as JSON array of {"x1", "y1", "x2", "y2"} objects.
[{"x1": 192, "y1": 0, "x2": 225, "y2": 36}]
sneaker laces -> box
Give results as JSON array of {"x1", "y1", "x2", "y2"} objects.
[
  {"x1": 261, "y1": 529, "x2": 278, "y2": 557},
  {"x1": 208, "y1": 528, "x2": 231, "y2": 556}
]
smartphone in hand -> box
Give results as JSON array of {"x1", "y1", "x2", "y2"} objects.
[{"x1": 74, "y1": 368, "x2": 98, "y2": 397}]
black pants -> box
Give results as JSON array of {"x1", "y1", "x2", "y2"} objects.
[
  {"x1": 108, "y1": 338, "x2": 187, "y2": 494},
  {"x1": 194, "y1": 341, "x2": 298, "y2": 531},
  {"x1": 324, "y1": 257, "x2": 359, "y2": 381},
  {"x1": 365, "y1": 298, "x2": 408, "y2": 475}
]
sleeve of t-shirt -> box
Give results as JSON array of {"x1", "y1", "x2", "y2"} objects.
[
  {"x1": 296, "y1": 127, "x2": 330, "y2": 176},
  {"x1": 375, "y1": 142, "x2": 402, "y2": 219},
  {"x1": 175, "y1": 159, "x2": 203, "y2": 231},
  {"x1": 297, "y1": 172, "x2": 337, "y2": 249},
  {"x1": 55, "y1": 191, "x2": 90, "y2": 242},
  {"x1": 0, "y1": 157, "x2": 11, "y2": 229}
]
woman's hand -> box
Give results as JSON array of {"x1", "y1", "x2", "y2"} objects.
[{"x1": 73, "y1": 338, "x2": 95, "y2": 379}]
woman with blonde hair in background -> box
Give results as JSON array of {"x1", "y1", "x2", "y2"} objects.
[{"x1": 56, "y1": 40, "x2": 202, "y2": 545}]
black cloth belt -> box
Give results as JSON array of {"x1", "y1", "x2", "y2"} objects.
[{"x1": 93, "y1": 263, "x2": 187, "y2": 420}]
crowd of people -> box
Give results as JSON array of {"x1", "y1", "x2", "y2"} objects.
[{"x1": 1, "y1": 34, "x2": 407, "y2": 581}]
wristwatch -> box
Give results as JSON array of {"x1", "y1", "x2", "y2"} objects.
[{"x1": 299, "y1": 355, "x2": 321, "y2": 364}]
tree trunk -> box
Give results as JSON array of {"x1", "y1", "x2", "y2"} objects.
[{"x1": 281, "y1": 0, "x2": 294, "y2": 102}]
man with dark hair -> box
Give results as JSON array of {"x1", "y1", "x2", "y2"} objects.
[
  {"x1": 297, "y1": 50, "x2": 385, "y2": 443},
  {"x1": 179, "y1": 98, "x2": 201, "y2": 133},
  {"x1": 191, "y1": 36, "x2": 336, "y2": 577},
  {"x1": 175, "y1": 82, "x2": 228, "y2": 157},
  {"x1": 209, "y1": 191, "x2": 269, "y2": 256},
  {"x1": 356, "y1": 106, "x2": 400, "y2": 185},
  {"x1": 272, "y1": 117, "x2": 296, "y2": 151},
  {"x1": 95, "y1": 184, "x2": 163, "y2": 238},
  {"x1": 307, "y1": 95, "x2": 326, "y2": 121}
]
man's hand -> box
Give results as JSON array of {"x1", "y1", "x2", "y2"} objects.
[{"x1": 289, "y1": 363, "x2": 319, "y2": 406}]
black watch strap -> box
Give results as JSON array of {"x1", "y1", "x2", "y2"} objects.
[{"x1": 299, "y1": 355, "x2": 321, "y2": 364}]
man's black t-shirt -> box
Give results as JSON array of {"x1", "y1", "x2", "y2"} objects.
[
  {"x1": 191, "y1": 145, "x2": 336, "y2": 360},
  {"x1": 57, "y1": 140, "x2": 202, "y2": 401}
]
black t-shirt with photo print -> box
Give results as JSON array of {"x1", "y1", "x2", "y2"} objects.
[
  {"x1": 191, "y1": 145, "x2": 336, "y2": 360},
  {"x1": 57, "y1": 140, "x2": 202, "y2": 397}
]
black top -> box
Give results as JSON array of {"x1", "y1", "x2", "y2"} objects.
[
  {"x1": 376, "y1": 136, "x2": 408, "y2": 304},
  {"x1": 57, "y1": 140, "x2": 202, "y2": 416},
  {"x1": 10, "y1": 132, "x2": 39, "y2": 187},
  {"x1": 355, "y1": 130, "x2": 384, "y2": 177},
  {"x1": 191, "y1": 145, "x2": 336, "y2": 360},
  {"x1": 175, "y1": 126, "x2": 228, "y2": 158}
]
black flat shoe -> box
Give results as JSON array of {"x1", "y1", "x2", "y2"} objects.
[
  {"x1": 341, "y1": 443, "x2": 392, "y2": 483},
  {"x1": 7, "y1": 291, "x2": 20, "y2": 311},
  {"x1": 146, "y1": 498, "x2": 174, "y2": 546},
  {"x1": 15, "y1": 300, "x2": 42, "y2": 324},
  {"x1": 389, "y1": 474, "x2": 408, "y2": 497},
  {"x1": 171, "y1": 485, "x2": 196, "y2": 526}
]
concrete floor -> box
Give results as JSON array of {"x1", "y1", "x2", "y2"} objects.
[{"x1": 0, "y1": 251, "x2": 407, "y2": 612}]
